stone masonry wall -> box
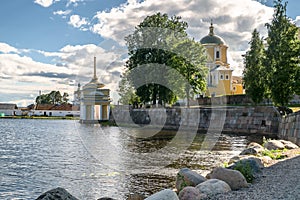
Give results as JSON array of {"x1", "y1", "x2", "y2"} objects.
[
  {"x1": 111, "y1": 106, "x2": 281, "y2": 135},
  {"x1": 279, "y1": 111, "x2": 300, "y2": 146}
]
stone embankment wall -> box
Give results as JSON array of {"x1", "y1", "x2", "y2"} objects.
[
  {"x1": 111, "y1": 106, "x2": 281, "y2": 135},
  {"x1": 279, "y1": 111, "x2": 300, "y2": 145}
]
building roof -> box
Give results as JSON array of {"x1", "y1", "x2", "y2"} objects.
[
  {"x1": 83, "y1": 57, "x2": 105, "y2": 89},
  {"x1": 0, "y1": 103, "x2": 17, "y2": 110},
  {"x1": 210, "y1": 65, "x2": 233, "y2": 72},
  {"x1": 200, "y1": 23, "x2": 226, "y2": 45},
  {"x1": 232, "y1": 76, "x2": 243, "y2": 84},
  {"x1": 34, "y1": 104, "x2": 79, "y2": 111}
]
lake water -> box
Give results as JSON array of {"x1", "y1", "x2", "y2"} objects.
[{"x1": 0, "y1": 119, "x2": 262, "y2": 199}]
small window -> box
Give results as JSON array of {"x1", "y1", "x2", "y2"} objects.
[
  {"x1": 225, "y1": 74, "x2": 229, "y2": 80},
  {"x1": 233, "y1": 86, "x2": 236, "y2": 91},
  {"x1": 216, "y1": 51, "x2": 220, "y2": 59},
  {"x1": 220, "y1": 74, "x2": 224, "y2": 80}
]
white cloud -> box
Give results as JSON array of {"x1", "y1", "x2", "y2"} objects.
[
  {"x1": 0, "y1": 43, "x2": 19, "y2": 54},
  {"x1": 68, "y1": 15, "x2": 88, "y2": 29},
  {"x1": 53, "y1": 10, "x2": 72, "y2": 16},
  {"x1": 34, "y1": 0, "x2": 58, "y2": 7},
  {"x1": 90, "y1": 0, "x2": 274, "y2": 75},
  {"x1": 295, "y1": 16, "x2": 300, "y2": 27},
  {"x1": 66, "y1": 0, "x2": 82, "y2": 7}
]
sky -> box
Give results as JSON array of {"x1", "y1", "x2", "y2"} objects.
[{"x1": 0, "y1": 0, "x2": 299, "y2": 106}]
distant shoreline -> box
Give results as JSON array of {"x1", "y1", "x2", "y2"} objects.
[{"x1": 0, "y1": 116, "x2": 79, "y2": 120}]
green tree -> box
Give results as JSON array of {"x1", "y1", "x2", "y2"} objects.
[
  {"x1": 243, "y1": 29, "x2": 267, "y2": 104},
  {"x1": 124, "y1": 12, "x2": 207, "y2": 106},
  {"x1": 62, "y1": 92, "x2": 69, "y2": 104},
  {"x1": 265, "y1": 0, "x2": 300, "y2": 106},
  {"x1": 168, "y1": 38, "x2": 207, "y2": 107},
  {"x1": 118, "y1": 71, "x2": 140, "y2": 105},
  {"x1": 35, "y1": 91, "x2": 68, "y2": 105}
]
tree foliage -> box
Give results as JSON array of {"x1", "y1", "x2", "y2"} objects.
[
  {"x1": 243, "y1": 29, "x2": 267, "y2": 104},
  {"x1": 244, "y1": 0, "x2": 300, "y2": 106},
  {"x1": 264, "y1": 0, "x2": 300, "y2": 106},
  {"x1": 35, "y1": 91, "x2": 69, "y2": 105},
  {"x1": 118, "y1": 71, "x2": 140, "y2": 106},
  {"x1": 121, "y1": 12, "x2": 207, "y2": 106}
]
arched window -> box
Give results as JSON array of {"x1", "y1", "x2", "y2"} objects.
[
  {"x1": 220, "y1": 74, "x2": 224, "y2": 80},
  {"x1": 216, "y1": 51, "x2": 220, "y2": 59}
]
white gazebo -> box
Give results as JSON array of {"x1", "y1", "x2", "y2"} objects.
[{"x1": 79, "y1": 57, "x2": 111, "y2": 123}]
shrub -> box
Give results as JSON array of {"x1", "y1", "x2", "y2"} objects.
[{"x1": 233, "y1": 161, "x2": 254, "y2": 183}]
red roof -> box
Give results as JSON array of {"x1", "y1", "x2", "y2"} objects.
[{"x1": 34, "y1": 104, "x2": 79, "y2": 111}]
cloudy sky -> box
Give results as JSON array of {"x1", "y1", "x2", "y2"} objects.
[{"x1": 0, "y1": 0, "x2": 299, "y2": 106}]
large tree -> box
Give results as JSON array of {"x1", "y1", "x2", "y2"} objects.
[
  {"x1": 123, "y1": 12, "x2": 207, "y2": 106},
  {"x1": 243, "y1": 29, "x2": 267, "y2": 104},
  {"x1": 265, "y1": 0, "x2": 300, "y2": 106}
]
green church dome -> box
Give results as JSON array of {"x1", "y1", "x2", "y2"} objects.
[{"x1": 200, "y1": 23, "x2": 225, "y2": 45}]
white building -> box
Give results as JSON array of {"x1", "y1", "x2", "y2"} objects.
[{"x1": 79, "y1": 57, "x2": 111, "y2": 123}]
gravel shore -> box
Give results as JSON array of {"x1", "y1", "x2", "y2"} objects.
[{"x1": 206, "y1": 151, "x2": 300, "y2": 200}]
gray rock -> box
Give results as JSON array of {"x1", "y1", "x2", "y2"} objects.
[
  {"x1": 279, "y1": 140, "x2": 299, "y2": 149},
  {"x1": 145, "y1": 189, "x2": 179, "y2": 200},
  {"x1": 248, "y1": 142, "x2": 264, "y2": 149},
  {"x1": 36, "y1": 187, "x2": 78, "y2": 200},
  {"x1": 264, "y1": 140, "x2": 285, "y2": 150},
  {"x1": 228, "y1": 157, "x2": 263, "y2": 179},
  {"x1": 195, "y1": 179, "x2": 231, "y2": 196},
  {"x1": 178, "y1": 186, "x2": 204, "y2": 200},
  {"x1": 240, "y1": 142, "x2": 264, "y2": 155},
  {"x1": 206, "y1": 167, "x2": 248, "y2": 190},
  {"x1": 175, "y1": 168, "x2": 207, "y2": 192},
  {"x1": 97, "y1": 198, "x2": 116, "y2": 200},
  {"x1": 127, "y1": 193, "x2": 145, "y2": 200},
  {"x1": 261, "y1": 156, "x2": 273, "y2": 165}
]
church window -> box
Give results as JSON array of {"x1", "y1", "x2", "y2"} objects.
[
  {"x1": 220, "y1": 74, "x2": 224, "y2": 80},
  {"x1": 216, "y1": 51, "x2": 220, "y2": 59},
  {"x1": 225, "y1": 74, "x2": 229, "y2": 80}
]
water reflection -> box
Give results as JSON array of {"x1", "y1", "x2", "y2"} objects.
[{"x1": 0, "y1": 119, "x2": 261, "y2": 199}]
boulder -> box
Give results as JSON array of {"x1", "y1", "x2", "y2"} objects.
[
  {"x1": 178, "y1": 186, "x2": 205, "y2": 200},
  {"x1": 229, "y1": 155, "x2": 266, "y2": 168},
  {"x1": 127, "y1": 193, "x2": 145, "y2": 200},
  {"x1": 228, "y1": 157, "x2": 262, "y2": 182},
  {"x1": 145, "y1": 189, "x2": 178, "y2": 200},
  {"x1": 36, "y1": 187, "x2": 78, "y2": 200},
  {"x1": 240, "y1": 142, "x2": 264, "y2": 155},
  {"x1": 195, "y1": 179, "x2": 231, "y2": 196},
  {"x1": 175, "y1": 168, "x2": 206, "y2": 192},
  {"x1": 264, "y1": 140, "x2": 285, "y2": 150},
  {"x1": 229, "y1": 157, "x2": 263, "y2": 171},
  {"x1": 261, "y1": 156, "x2": 273, "y2": 165},
  {"x1": 206, "y1": 167, "x2": 248, "y2": 190},
  {"x1": 279, "y1": 140, "x2": 299, "y2": 149}
]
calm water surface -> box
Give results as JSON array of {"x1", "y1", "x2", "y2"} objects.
[{"x1": 0, "y1": 119, "x2": 261, "y2": 199}]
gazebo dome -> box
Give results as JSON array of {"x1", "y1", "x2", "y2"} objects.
[{"x1": 200, "y1": 23, "x2": 226, "y2": 45}]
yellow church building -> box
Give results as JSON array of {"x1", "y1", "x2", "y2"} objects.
[{"x1": 200, "y1": 23, "x2": 244, "y2": 97}]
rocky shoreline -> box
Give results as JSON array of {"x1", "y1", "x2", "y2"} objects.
[{"x1": 35, "y1": 139, "x2": 300, "y2": 200}]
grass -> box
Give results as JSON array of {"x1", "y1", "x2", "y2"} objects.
[
  {"x1": 261, "y1": 149, "x2": 288, "y2": 160},
  {"x1": 289, "y1": 107, "x2": 300, "y2": 113}
]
